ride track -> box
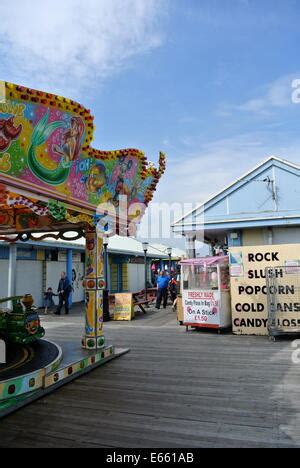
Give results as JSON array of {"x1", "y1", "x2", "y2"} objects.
[{"x1": 0, "y1": 341, "x2": 59, "y2": 381}]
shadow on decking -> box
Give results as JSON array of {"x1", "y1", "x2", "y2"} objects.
[{"x1": 1, "y1": 305, "x2": 300, "y2": 447}]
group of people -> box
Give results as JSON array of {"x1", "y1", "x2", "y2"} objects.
[
  {"x1": 155, "y1": 270, "x2": 178, "y2": 311},
  {"x1": 44, "y1": 272, "x2": 73, "y2": 315},
  {"x1": 45, "y1": 270, "x2": 178, "y2": 316}
]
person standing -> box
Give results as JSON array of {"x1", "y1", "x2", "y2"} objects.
[
  {"x1": 55, "y1": 272, "x2": 72, "y2": 316},
  {"x1": 44, "y1": 287, "x2": 58, "y2": 315},
  {"x1": 155, "y1": 271, "x2": 170, "y2": 310},
  {"x1": 169, "y1": 274, "x2": 178, "y2": 311}
]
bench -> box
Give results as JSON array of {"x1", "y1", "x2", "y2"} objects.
[
  {"x1": 133, "y1": 289, "x2": 158, "y2": 313},
  {"x1": 132, "y1": 292, "x2": 150, "y2": 315},
  {"x1": 109, "y1": 289, "x2": 157, "y2": 316}
]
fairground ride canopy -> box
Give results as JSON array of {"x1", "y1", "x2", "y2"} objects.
[{"x1": 0, "y1": 82, "x2": 166, "y2": 240}]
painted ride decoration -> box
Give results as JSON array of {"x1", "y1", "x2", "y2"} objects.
[
  {"x1": 0, "y1": 81, "x2": 165, "y2": 350},
  {"x1": 0, "y1": 81, "x2": 165, "y2": 416},
  {"x1": 0, "y1": 295, "x2": 45, "y2": 345},
  {"x1": 0, "y1": 82, "x2": 166, "y2": 236}
]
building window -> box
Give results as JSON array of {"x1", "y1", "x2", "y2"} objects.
[{"x1": 50, "y1": 251, "x2": 58, "y2": 262}]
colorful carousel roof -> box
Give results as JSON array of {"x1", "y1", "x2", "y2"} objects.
[{"x1": 0, "y1": 81, "x2": 166, "y2": 240}]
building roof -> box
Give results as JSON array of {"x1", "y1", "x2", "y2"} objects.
[
  {"x1": 180, "y1": 255, "x2": 228, "y2": 266},
  {"x1": 173, "y1": 156, "x2": 300, "y2": 234},
  {"x1": 2, "y1": 235, "x2": 169, "y2": 259},
  {"x1": 150, "y1": 243, "x2": 186, "y2": 260},
  {"x1": 104, "y1": 236, "x2": 169, "y2": 259}
]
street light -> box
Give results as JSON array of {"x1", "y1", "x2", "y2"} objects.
[
  {"x1": 142, "y1": 242, "x2": 149, "y2": 301},
  {"x1": 167, "y1": 247, "x2": 172, "y2": 275},
  {"x1": 103, "y1": 236, "x2": 110, "y2": 322}
]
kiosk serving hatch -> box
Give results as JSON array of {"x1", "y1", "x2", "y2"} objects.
[{"x1": 180, "y1": 256, "x2": 232, "y2": 331}]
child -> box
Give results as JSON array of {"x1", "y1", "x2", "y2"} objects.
[
  {"x1": 44, "y1": 288, "x2": 58, "y2": 315},
  {"x1": 169, "y1": 275, "x2": 178, "y2": 312}
]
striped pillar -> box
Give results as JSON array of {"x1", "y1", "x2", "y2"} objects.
[{"x1": 82, "y1": 229, "x2": 105, "y2": 350}]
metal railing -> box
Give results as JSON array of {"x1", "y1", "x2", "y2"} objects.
[{"x1": 266, "y1": 265, "x2": 300, "y2": 339}]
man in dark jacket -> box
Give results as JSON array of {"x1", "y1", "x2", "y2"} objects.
[{"x1": 55, "y1": 272, "x2": 72, "y2": 316}]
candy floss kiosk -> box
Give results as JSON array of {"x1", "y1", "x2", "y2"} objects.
[{"x1": 181, "y1": 257, "x2": 232, "y2": 332}]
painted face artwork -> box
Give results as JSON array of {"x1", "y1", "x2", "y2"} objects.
[
  {"x1": 85, "y1": 164, "x2": 106, "y2": 194},
  {"x1": 52, "y1": 116, "x2": 84, "y2": 164},
  {"x1": 86, "y1": 237, "x2": 95, "y2": 251},
  {"x1": 25, "y1": 314, "x2": 40, "y2": 335},
  {"x1": 0, "y1": 117, "x2": 22, "y2": 152},
  {"x1": 0, "y1": 98, "x2": 159, "y2": 210}
]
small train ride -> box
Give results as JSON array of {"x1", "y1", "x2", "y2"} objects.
[{"x1": 0, "y1": 295, "x2": 45, "y2": 345}]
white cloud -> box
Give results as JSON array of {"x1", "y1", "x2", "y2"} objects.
[
  {"x1": 140, "y1": 131, "x2": 300, "y2": 247},
  {"x1": 237, "y1": 74, "x2": 298, "y2": 116},
  {"x1": 0, "y1": 0, "x2": 166, "y2": 97},
  {"x1": 153, "y1": 132, "x2": 300, "y2": 208}
]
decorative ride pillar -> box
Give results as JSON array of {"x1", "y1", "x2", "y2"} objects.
[{"x1": 82, "y1": 228, "x2": 106, "y2": 350}]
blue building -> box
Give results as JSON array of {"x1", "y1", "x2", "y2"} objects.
[
  {"x1": 173, "y1": 157, "x2": 300, "y2": 255},
  {"x1": 0, "y1": 236, "x2": 168, "y2": 307}
]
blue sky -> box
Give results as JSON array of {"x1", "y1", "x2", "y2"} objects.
[{"x1": 1, "y1": 0, "x2": 300, "y2": 243}]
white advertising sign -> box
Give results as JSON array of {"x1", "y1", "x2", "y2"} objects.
[
  {"x1": 285, "y1": 260, "x2": 300, "y2": 275},
  {"x1": 183, "y1": 290, "x2": 220, "y2": 327},
  {"x1": 58, "y1": 251, "x2": 82, "y2": 263}
]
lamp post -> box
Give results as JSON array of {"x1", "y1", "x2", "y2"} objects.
[
  {"x1": 103, "y1": 236, "x2": 110, "y2": 322},
  {"x1": 167, "y1": 247, "x2": 172, "y2": 275},
  {"x1": 142, "y1": 242, "x2": 149, "y2": 301}
]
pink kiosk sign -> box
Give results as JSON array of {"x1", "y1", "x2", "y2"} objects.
[{"x1": 180, "y1": 256, "x2": 232, "y2": 331}]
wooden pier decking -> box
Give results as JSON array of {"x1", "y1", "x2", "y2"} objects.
[{"x1": 0, "y1": 305, "x2": 300, "y2": 448}]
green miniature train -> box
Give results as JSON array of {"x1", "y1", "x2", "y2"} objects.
[{"x1": 0, "y1": 295, "x2": 45, "y2": 345}]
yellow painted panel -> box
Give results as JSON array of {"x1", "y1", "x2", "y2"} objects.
[
  {"x1": 110, "y1": 264, "x2": 118, "y2": 291},
  {"x1": 36, "y1": 250, "x2": 45, "y2": 261},
  {"x1": 113, "y1": 293, "x2": 134, "y2": 321},
  {"x1": 122, "y1": 264, "x2": 129, "y2": 290},
  {"x1": 230, "y1": 244, "x2": 300, "y2": 335},
  {"x1": 242, "y1": 229, "x2": 264, "y2": 247}
]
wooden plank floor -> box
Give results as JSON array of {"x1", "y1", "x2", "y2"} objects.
[{"x1": 1, "y1": 305, "x2": 300, "y2": 448}]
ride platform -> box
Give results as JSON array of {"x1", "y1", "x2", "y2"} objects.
[{"x1": 0, "y1": 340, "x2": 129, "y2": 419}]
